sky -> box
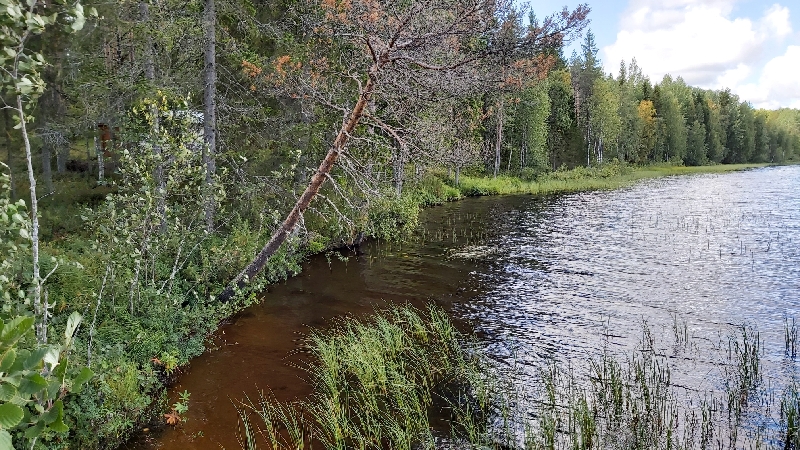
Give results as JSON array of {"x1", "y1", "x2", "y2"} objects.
[{"x1": 530, "y1": 0, "x2": 800, "y2": 109}]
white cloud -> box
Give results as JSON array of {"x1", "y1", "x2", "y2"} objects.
[
  {"x1": 736, "y1": 46, "x2": 800, "y2": 109},
  {"x1": 760, "y1": 4, "x2": 792, "y2": 38},
  {"x1": 602, "y1": 1, "x2": 798, "y2": 108}
]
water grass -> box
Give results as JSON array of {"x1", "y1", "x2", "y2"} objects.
[
  {"x1": 237, "y1": 304, "x2": 485, "y2": 450},
  {"x1": 238, "y1": 307, "x2": 800, "y2": 450},
  {"x1": 785, "y1": 317, "x2": 797, "y2": 358},
  {"x1": 451, "y1": 162, "x2": 771, "y2": 198}
]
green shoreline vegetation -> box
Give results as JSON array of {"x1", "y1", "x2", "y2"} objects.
[
  {"x1": 0, "y1": 153, "x2": 795, "y2": 450},
  {"x1": 238, "y1": 304, "x2": 800, "y2": 450},
  {"x1": 2, "y1": 0, "x2": 800, "y2": 448}
]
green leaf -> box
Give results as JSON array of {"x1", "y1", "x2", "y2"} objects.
[
  {"x1": 24, "y1": 347, "x2": 47, "y2": 370},
  {"x1": 0, "y1": 384, "x2": 16, "y2": 402},
  {"x1": 24, "y1": 421, "x2": 44, "y2": 439},
  {"x1": 71, "y1": 367, "x2": 93, "y2": 394},
  {"x1": 70, "y1": 3, "x2": 85, "y2": 31},
  {"x1": 42, "y1": 348, "x2": 59, "y2": 371},
  {"x1": 40, "y1": 399, "x2": 59, "y2": 425},
  {"x1": 7, "y1": 349, "x2": 27, "y2": 374},
  {"x1": 0, "y1": 430, "x2": 11, "y2": 450},
  {"x1": 0, "y1": 350, "x2": 15, "y2": 373},
  {"x1": 0, "y1": 403, "x2": 24, "y2": 429},
  {"x1": 18, "y1": 228, "x2": 28, "y2": 240},
  {"x1": 15, "y1": 77, "x2": 34, "y2": 95},
  {"x1": 18, "y1": 373, "x2": 47, "y2": 397},
  {"x1": 45, "y1": 400, "x2": 67, "y2": 433},
  {"x1": 46, "y1": 379, "x2": 60, "y2": 401},
  {"x1": 0, "y1": 317, "x2": 33, "y2": 345}
]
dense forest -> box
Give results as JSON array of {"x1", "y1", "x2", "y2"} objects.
[{"x1": 1, "y1": 0, "x2": 799, "y2": 448}]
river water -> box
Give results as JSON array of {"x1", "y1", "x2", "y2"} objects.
[{"x1": 130, "y1": 165, "x2": 800, "y2": 449}]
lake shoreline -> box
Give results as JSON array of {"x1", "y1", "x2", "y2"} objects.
[{"x1": 123, "y1": 161, "x2": 786, "y2": 449}]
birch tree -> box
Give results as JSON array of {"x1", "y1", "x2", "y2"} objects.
[{"x1": 1, "y1": 0, "x2": 93, "y2": 341}]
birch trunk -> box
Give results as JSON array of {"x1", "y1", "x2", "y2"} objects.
[
  {"x1": 95, "y1": 137, "x2": 104, "y2": 181},
  {"x1": 18, "y1": 96, "x2": 43, "y2": 342}
]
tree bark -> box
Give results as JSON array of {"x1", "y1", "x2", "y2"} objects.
[
  {"x1": 18, "y1": 96, "x2": 43, "y2": 342},
  {"x1": 56, "y1": 140, "x2": 67, "y2": 174},
  {"x1": 217, "y1": 69, "x2": 379, "y2": 303},
  {"x1": 392, "y1": 141, "x2": 405, "y2": 196},
  {"x1": 202, "y1": 0, "x2": 217, "y2": 232},
  {"x1": 95, "y1": 137, "x2": 104, "y2": 181}
]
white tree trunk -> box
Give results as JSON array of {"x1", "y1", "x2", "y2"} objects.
[{"x1": 17, "y1": 96, "x2": 43, "y2": 342}]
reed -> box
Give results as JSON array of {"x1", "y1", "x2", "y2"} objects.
[
  {"x1": 238, "y1": 304, "x2": 488, "y2": 449},
  {"x1": 238, "y1": 308, "x2": 800, "y2": 450},
  {"x1": 786, "y1": 316, "x2": 797, "y2": 358}
]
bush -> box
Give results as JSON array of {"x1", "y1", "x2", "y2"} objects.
[{"x1": 366, "y1": 196, "x2": 420, "y2": 241}]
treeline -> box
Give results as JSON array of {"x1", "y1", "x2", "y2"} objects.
[{"x1": 468, "y1": 31, "x2": 800, "y2": 179}]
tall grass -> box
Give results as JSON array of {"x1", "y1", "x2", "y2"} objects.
[
  {"x1": 451, "y1": 162, "x2": 769, "y2": 198},
  {"x1": 238, "y1": 304, "x2": 486, "y2": 450},
  {"x1": 239, "y1": 307, "x2": 800, "y2": 450}
]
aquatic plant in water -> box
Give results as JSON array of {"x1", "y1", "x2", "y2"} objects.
[{"x1": 238, "y1": 307, "x2": 800, "y2": 450}]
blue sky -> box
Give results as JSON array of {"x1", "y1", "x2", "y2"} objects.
[{"x1": 530, "y1": 0, "x2": 800, "y2": 109}]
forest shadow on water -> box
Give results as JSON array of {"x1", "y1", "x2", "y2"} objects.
[{"x1": 129, "y1": 165, "x2": 800, "y2": 449}]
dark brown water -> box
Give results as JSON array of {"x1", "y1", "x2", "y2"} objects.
[{"x1": 130, "y1": 165, "x2": 800, "y2": 449}]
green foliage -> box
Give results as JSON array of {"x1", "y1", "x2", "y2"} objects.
[
  {"x1": 0, "y1": 165, "x2": 30, "y2": 317},
  {"x1": 1, "y1": 165, "x2": 94, "y2": 450},
  {"x1": 366, "y1": 196, "x2": 420, "y2": 242},
  {"x1": 240, "y1": 304, "x2": 483, "y2": 450}
]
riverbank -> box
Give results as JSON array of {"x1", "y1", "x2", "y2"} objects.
[
  {"x1": 10, "y1": 160, "x2": 774, "y2": 449},
  {"x1": 231, "y1": 164, "x2": 800, "y2": 450}
]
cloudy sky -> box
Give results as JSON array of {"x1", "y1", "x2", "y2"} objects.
[{"x1": 532, "y1": 0, "x2": 800, "y2": 109}]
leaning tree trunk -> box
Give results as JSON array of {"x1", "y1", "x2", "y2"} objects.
[
  {"x1": 218, "y1": 69, "x2": 379, "y2": 303},
  {"x1": 202, "y1": 0, "x2": 217, "y2": 232}
]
